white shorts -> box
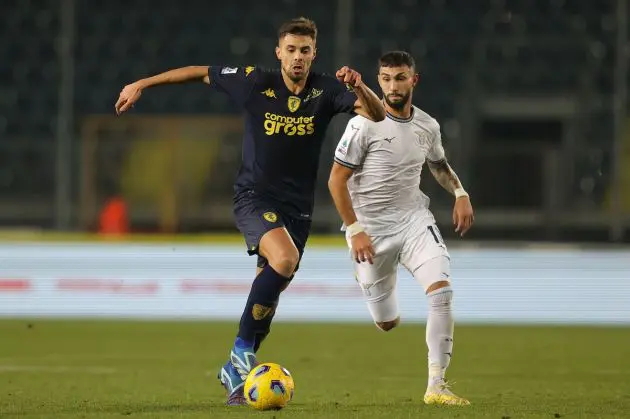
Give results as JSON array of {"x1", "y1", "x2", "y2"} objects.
[{"x1": 346, "y1": 213, "x2": 451, "y2": 323}]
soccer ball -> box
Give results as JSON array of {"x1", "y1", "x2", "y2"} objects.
[{"x1": 244, "y1": 362, "x2": 295, "y2": 410}]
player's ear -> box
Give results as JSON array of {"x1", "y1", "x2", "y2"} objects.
[
  {"x1": 412, "y1": 73, "x2": 420, "y2": 87},
  {"x1": 275, "y1": 46, "x2": 281, "y2": 61}
]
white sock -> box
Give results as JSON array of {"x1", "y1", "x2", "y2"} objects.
[{"x1": 426, "y1": 286, "x2": 454, "y2": 387}]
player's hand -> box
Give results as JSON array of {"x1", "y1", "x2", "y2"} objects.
[
  {"x1": 351, "y1": 232, "x2": 375, "y2": 264},
  {"x1": 453, "y1": 196, "x2": 474, "y2": 237},
  {"x1": 336, "y1": 66, "x2": 363, "y2": 88},
  {"x1": 115, "y1": 82, "x2": 143, "y2": 115}
]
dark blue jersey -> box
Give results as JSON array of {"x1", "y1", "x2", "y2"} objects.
[{"x1": 209, "y1": 65, "x2": 357, "y2": 219}]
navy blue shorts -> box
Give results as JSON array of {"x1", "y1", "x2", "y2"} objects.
[{"x1": 233, "y1": 191, "x2": 312, "y2": 270}]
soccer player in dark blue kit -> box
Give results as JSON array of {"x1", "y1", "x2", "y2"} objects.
[{"x1": 115, "y1": 17, "x2": 385, "y2": 405}]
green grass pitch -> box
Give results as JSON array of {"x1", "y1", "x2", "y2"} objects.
[{"x1": 1, "y1": 320, "x2": 628, "y2": 418}]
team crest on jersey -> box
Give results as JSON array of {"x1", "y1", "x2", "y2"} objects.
[
  {"x1": 263, "y1": 212, "x2": 278, "y2": 223},
  {"x1": 414, "y1": 130, "x2": 428, "y2": 145},
  {"x1": 287, "y1": 96, "x2": 301, "y2": 113},
  {"x1": 244, "y1": 66, "x2": 255, "y2": 76}
]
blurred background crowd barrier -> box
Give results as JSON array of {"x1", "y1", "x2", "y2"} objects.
[{"x1": 2, "y1": 0, "x2": 630, "y2": 243}]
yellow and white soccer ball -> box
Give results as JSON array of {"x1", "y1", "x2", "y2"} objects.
[{"x1": 244, "y1": 362, "x2": 295, "y2": 411}]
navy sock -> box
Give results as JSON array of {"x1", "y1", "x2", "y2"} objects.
[
  {"x1": 251, "y1": 273, "x2": 294, "y2": 351},
  {"x1": 236, "y1": 265, "x2": 290, "y2": 351}
]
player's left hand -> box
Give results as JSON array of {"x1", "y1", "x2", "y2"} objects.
[
  {"x1": 336, "y1": 66, "x2": 363, "y2": 88},
  {"x1": 453, "y1": 196, "x2": 474, "y2": 237}
]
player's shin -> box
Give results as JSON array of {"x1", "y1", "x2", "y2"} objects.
[
  {"x1": 230, "y1": 265, "x2": 290, "y2": 378},
  {"x1": 252, "y1": 273, "x2": 294, "y2": 351},
  {"x1": 425, "y1": 285, "x2": 454, "y2": 386}
]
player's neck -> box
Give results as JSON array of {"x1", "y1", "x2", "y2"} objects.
[
  {"x1": 281, "y1": 70, "x2": 308, "y2": 95},
  {"x1": 384, "y1": 101, "x2": 413, "y2": 120}
]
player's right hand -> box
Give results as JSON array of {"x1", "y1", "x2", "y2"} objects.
[
  {"x1": 351, "y1": 232, "x2": 375, "y2": 264},
  {"x1": 335, "y1": 66, "x2": 363, "y2": 88},
  {"x1": 115, "y1": 82, "x2": 143, "y2": 115}
]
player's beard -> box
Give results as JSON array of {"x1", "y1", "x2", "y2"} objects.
[
  {"x1": 384, "y1": 92, "x2": 411, "y2": 110},
  {"x1": 284, "y1": 63, "x2": 309, "y2": 83}
]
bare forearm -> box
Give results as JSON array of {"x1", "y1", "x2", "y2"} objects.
[
  {"x1": 353, "y1": 84, "x2": 386, "y2": 122},
  {"x1": 428, "y1": 159, "x2": 465, "y2": 196},
  {"x1": 328, "y1": 179, "x2": 359, "y2": 227},
  {"x1": 137, "y1": 66, "x2": 210, "y2": 89}
]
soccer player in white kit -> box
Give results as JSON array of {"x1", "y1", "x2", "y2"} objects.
[{"x1": 328, "y1": 51, "x2": 474, "y2": 406}]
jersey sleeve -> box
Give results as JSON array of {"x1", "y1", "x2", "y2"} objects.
[
  {"x1": 208, "y1": 65, "x2": 258, "y2": 106},
  {"x1": 427, "y1": 120, "x2": 446, "y2": 163},
  {"x1": 334, "y1": 119, "x2": 369, "y2": 169},
  {"x1": 330, "y1": 80, "x2": 358, "y2": 114}
]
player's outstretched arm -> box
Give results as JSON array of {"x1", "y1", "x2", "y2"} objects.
[
  {"x1": 328, "y1": 163, "x2": 375, "y2": 264},
  {"x1": 115, "y1": 66, "x2": 210, "y2": 115},
  {"x1": 427, "y1": 159, "x2": 475, "y2": 237},
  {"x1": 335, "y1": 66, "x2": 386, "y2": 122}
]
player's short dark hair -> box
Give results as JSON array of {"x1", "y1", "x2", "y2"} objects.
[
  {"x1": 277, "y1": 17, "x2": 318, "y2": 41},
  {"x1": 379, "y1": 51, "x2": 416, "y2": 71}
]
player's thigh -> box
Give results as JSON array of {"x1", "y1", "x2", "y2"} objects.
[
  {"x1": 349, "y1": 234, "x2": 401, "y2": 322},
  {"x1": 399, "y1": 217, "x2": 451, "y2": 292},
  {"x1": 411, "y1": 255, "x2": 451, "y2": 292},
  {"x1": 259, "y1": 227, "x2": 300, "y2": 267},
  {"x1": 282, "y1": 217, "x2": 312, "y2": 273},
  {"x1": 233, "y1": 193, "x2": 295, "y2": 264}
]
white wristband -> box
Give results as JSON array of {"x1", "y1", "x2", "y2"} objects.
[
  {"x1": 346, "y1": 222, "x2": 365, "y2": 237},
  {"x1": 454, "y1": 188, "x2": 469, "y2": 199}
]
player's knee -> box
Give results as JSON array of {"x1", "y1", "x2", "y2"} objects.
[
  {"x1": 279, "y1": 280, "x2": 291, "y2": 292},
  {"x1": 427, "y1": 284, "x2": 453, "y2": 311},
  {"x1": 267, "y1": 248, "x2": 300, "y2": 277},
  {"x1": 425, "y1": 280, "x2": 451, "y2": 295},
  {"x1": 279, "y1": 272, "x2": 295, "y2": 292},
  {"x1": 375, "y1": 317, "x2": 400, "y2": 332}
]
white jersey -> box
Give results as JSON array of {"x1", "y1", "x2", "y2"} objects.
[{"x1": 334, "y1": 106, "x2": 446, "y2": 236}]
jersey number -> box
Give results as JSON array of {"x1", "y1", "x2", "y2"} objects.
[{"x1": 427, "y1": 225, "x2": 445, "y2": 245}]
